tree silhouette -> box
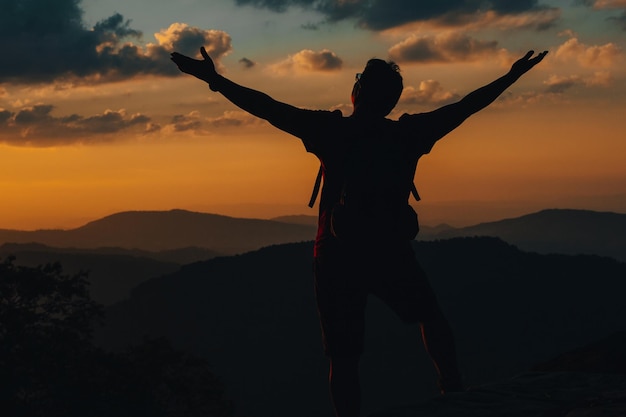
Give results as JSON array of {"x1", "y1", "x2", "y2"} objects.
[{"x1": 0, "y1": 257, "x2": 233, "y2": 417}]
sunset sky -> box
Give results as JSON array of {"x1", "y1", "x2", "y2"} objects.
[{"x1": 1, "y1": 0, "x2": 625, "y2": 230}]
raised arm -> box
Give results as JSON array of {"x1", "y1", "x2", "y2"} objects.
[
  {"x1": 170, "y1": 47, "x2": 301, "y2": 122},
  {"x1": 429, "y1": 50, "x2": 547, "y2": 122},
  {"x1": 454, "y1": 50, "x2": 548, "y2": 117},
  {"x1": 408, "y1": 50, "x2": 547, "y2": 144}
]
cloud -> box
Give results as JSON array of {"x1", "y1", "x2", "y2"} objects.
[
  {"x1": 271, "y1": 49, "x2": 343, "y2": 73},
  {"x1": 0, "y1": 109, "x2": 13, "y2": 124},
  {"x1": 543, "y1": 75, "x2": 582, "y2": 94},
  {"x1": 543, "y1": 71, "x2": 613, "y2": 93},
  {"x1": 609, "y1": 12, "x2": 626, "y2": 29},
  {"x1": 162, "y1": 110, "x2": 263, "y2": 135},
  {"x1": 399, "y1": 81, "x2": 460, "y2": 106},
  {"x1": 0, "y1": 0, "x2": 232, "y2": 84},
  {"x1": 233, "y1": 0, "x2": 558, "y2": 31},
  {"x1": 152, "y1": 23, "x2": 232, "y2": 58},
  {"x1": 588, "y1": 0, "x2": 626, "y2": 9},
  {"x1": 206, "y1": 111, "x2": 263, "y2": 128},
  {"x1": 388, "y1": 33, "x2": 500, "y2": 63},
  {"x1": 0, "y1": 104, "x2": 154, "y2": 146},
  {"x1": 581, "y1": 0, "x2": 626, "y2": 30},
  {"x1": 169, "y1": 111, "x2": 204, "y2": 132},
  {"x1": 441, "y1": 8, "x2": 560, "y2": 31},
  {"x1": 554, "y1": 35, "x2": 623, "y2": 67},
  {"x1": 301, "y1": 22, "x2": 321, "y2": 30},
  {"x1": 239, "y1": 58, "x2": 257, "y2": 69}
]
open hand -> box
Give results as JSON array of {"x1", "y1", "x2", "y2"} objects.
[
  {"x1": 170, "y1": 47, "x2": 217, "y2": 83},
  {"x1": 510, "y1": 50, "x2": 548, "y2": 77}
]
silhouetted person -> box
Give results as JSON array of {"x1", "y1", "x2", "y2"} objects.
[{"x1": 171, "y1": 47, "x2": 547, "y2": 417}]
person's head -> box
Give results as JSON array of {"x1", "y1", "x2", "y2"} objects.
[{"x1": 351, "y1": 59, "x2": 403, "y2": 117}]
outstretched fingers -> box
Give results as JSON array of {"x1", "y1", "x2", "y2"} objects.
[
  {"x1": 511, "y1": 49, "x2": 548, "y2": 75},
  {"x1": 534, "y1": 50, "x2": 548, "y2": 63}
]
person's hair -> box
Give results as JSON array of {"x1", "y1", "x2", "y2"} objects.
[{"x1": 359, "y1": 59, "x2": 403, "y2": 116}]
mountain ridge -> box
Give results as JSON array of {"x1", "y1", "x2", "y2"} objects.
[
  {"x1": 420, "y1": 208, "x2": 626, "y2": 262},
  {"x1": 2, "y1": 207, "x2": 625, "y2": 262},
  {"x1": 97, "y1": 237, "x2": 626, "y2": 417},
  {"x1": 0, "y1": 209, "x2": 317, "y2": 254}
]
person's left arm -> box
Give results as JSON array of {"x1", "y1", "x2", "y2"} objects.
[
  {"x1": 170, "y1": 47, "x2": 329, "y2": 140},
  {"x1": 404, "y1": 50, "x2": 548, "y2": 147}
]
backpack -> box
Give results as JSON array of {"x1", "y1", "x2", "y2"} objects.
[{"x1": 308, "y1": 164, "x2": 421, "y2": 240}]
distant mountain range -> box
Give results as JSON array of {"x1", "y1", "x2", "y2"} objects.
[
  {"x1": 1, "y1": 208, "x2": 624, "y2": 262},
  {"x1": 96, "y1": 238, "x2": 626, "y2": 417},
  {"x1": 418, "y1": 209, "x2": 626, "y2": 262},
  {"x1": 0, "y1": 209, "x2": 317, "y2": 254},
  {"x1": 2, "y1": 208, "x2": 624, "y2": 308}
]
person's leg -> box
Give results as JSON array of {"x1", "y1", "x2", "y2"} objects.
[
  {"x1": 329, "y1": 355, "x2": 361, "y2": 417},
  {"x1": 419, "y1": 307, "x2": 463, "y2": 394},
  {"x1": 373, "y1": 243, "x2": 463, "y2": 394},
  {"x1": 314, "y1": 249, "x2": 367, "y2": 416}
]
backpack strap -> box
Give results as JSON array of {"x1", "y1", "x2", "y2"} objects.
[
  {"x1": 308, "y1": 165, "x2": 324, "y2": 208},
  {"x1": 308, "y1": 164, "x2": 421, "y2": 207},
  {"x1": 410, "y1": 182, "x2": 421, "y2": 202}
]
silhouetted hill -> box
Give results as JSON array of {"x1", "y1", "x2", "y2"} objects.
[
  {"x1": 421, "y1": 209, "x2": 626, "y2": 262},
  {"x1": 371, "y1": 332, "x2": 626, "y2": 417},
  {"x1": 0, "y1": 243, "x2": 181, "y2": 305},
  {"x1": 0, "y1": 242, "x2": 220, "y2": 264},
  {"x1": 96, "y1": 237, "x2": 626, "y2": 417},
  {"x1": 533, "y1": 330, "x2": 626, "y2": 374},
  {"x1": 270, "y1": 214, "x2": 318, "y2": 226},
  {"x1": 0, "y1": 209, "x2": 316, "y2": 254},
  {"x1": 369, "y1": 372, "x2": 626, "y2": 417}
]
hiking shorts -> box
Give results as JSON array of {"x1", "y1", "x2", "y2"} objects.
[{"x1": 313, "y1": 240, "x2": 440, "y2": 358}]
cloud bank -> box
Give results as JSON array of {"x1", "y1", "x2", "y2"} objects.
[
  {"x1": 388, "y1": 33, "x2": 500, "y2": 63},
  {"x1": 0, "y1": 0, "x2": 232, "y2": 84},
  {"x1": 233, "y1": 0, "x2": 558, "y2": 31},
  {"x1": 543, "y1": 72, "x2": 612, "y2": 93},
  {"x1": 0, "y1": 104, "x2": 155, "y2": 146},
  {"x1": 554, "y1": 35, "x2": 623, "y2": 67}
]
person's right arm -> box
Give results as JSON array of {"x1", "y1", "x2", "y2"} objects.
[
  {"x1": 402, "y1": 50, "x2": 547, "y2": 152},
  {"x1": 171, "y1": 47, "x2": 312, "y2": 133}
]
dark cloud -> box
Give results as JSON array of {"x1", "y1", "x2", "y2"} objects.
[
  {"x1": 0, "y1": 0, "x2": 232, "y2": 84},
  {"x1": 233, "y1": 0, "x2": 557, "y2": 31},
  {"x1": 207, "y1": 111, "x2": 261, "y2": 128},
  {"x1": 578, "y1": 0, "x2": 626, "y2": 31},
  {"x1": 165, "y1": 110, "x2": 261, "y2": 134},
  {"x1": 301, "y1": 22, "x2": 320, "y2": 30},
  {"x1": 388, "y1": 33, "x2": 499, "y2": 63},
  {"x1": 234, "y1": 0, "x2": 309, "y2": 13},
  {"x1": 170, "y1": 113, "x2": 202, "y2": 132},
  {"x1": 608, "y1": 12, "x2": 626, "y2": 30},
  {"x1": 544, "y1": 76, "x2": 580, "y2": 94},
  {"x1": 0, "y1": 109, "x2": 14, "y2": 123},
  {"x1": 0, "y1": 104, "x2": 155, "y2": 146},
  {"x1": 239, "y1": 57, "x2": 256, "y2": 69},
  {"x1": 542, "y1": 72, "x2": 611, "y2": 94}
]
